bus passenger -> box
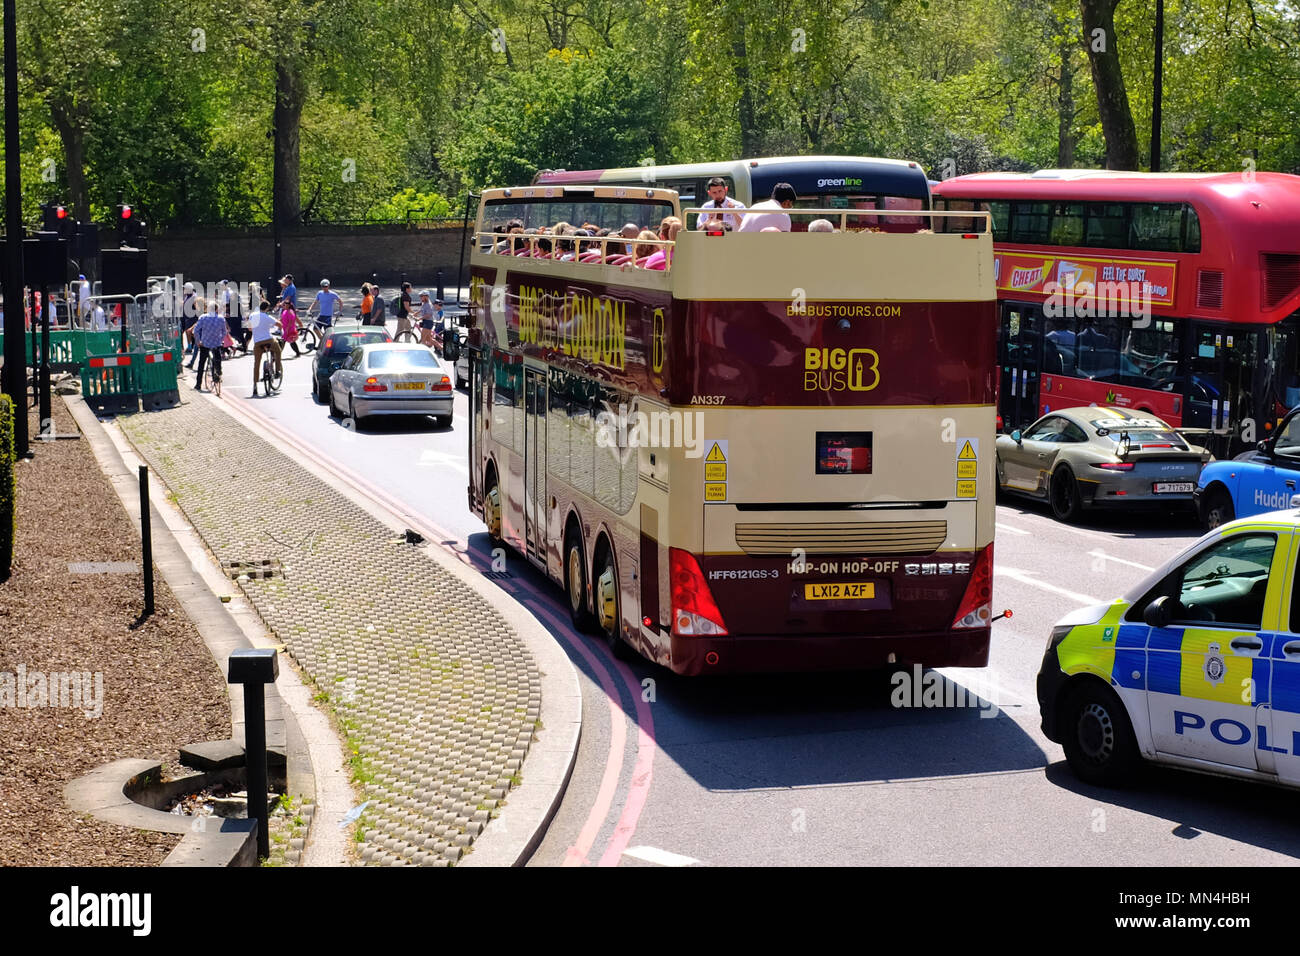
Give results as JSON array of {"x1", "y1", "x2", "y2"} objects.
[
  {"x1": 633, "y1": 230, "x2": 658, "y2": 264},
  {"x1": 696, "y1": 176, "x2": 745, "y2": 230},
  {"x1": 644, "y1": 218, "x2": 683, "y2": 271},
  {"x1": 620, "y1": 223, "x2": 640, "y2": 254},
  {"x1": 808, "y1": 219, "x2": 836, "y2": 233},
  {"x1": 737, "y1": 183, "x2": 797, "y2": 232}
]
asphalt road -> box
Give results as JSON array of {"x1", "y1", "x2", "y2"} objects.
[{"x1": 207, "y1": 345, "x2": 1300, "y2": 866}]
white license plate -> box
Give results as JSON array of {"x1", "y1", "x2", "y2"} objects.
[{"x1": 1153, "y1": 482, "x2": 1195, "y2": 494}]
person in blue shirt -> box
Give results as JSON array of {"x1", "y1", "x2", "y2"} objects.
[
  {"x1": 193, "y1": 299, "x2": 228, "y2": 390},
  {"x1": 279, "y1": 274, "x2": 297, "y2": 310},
  {"x1": 306, "y1": 279, "x2": 341, "y2": 329}
]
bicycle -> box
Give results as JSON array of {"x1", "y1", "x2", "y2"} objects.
[
  {"x1": 298, "y1": 315, "x2": 335, "y2": 352},
  {"x1": 259, "y1": 337, "x2": 284, "y2": 395},
  {"x1": 394, "y1": 317, "x2": 421, "y2": 344},
  {"x1": 201, "y1": 353, "x2": 223, "y2": 397}
]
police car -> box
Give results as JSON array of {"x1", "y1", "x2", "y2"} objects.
[
  {"x1": 1195, "y1": 405, "x2": 1300, "y2": 530},
  {"x1": 1038, "y1": 505, "x2": 1300, "y2": 788}
]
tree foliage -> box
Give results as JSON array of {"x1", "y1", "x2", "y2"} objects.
[{"x1": 3, "y1": 0, "x2": 1299, "y2": 227}]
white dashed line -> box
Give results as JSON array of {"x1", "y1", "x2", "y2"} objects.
[{"x1": 995, "y1": 566, "x2": 1101, "y2": 605}]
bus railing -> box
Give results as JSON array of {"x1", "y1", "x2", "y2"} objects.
[{"x1": 471, "y1": 209, "x2": 991, "y2": 273}]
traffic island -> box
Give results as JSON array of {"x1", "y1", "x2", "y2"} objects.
[{"x1": 117, "y1": 398, "x2": 546, "y2": 866}]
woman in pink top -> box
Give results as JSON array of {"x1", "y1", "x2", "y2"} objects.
[
  {"x1": 279, "y1": 298, "x2": 301, "y2": 356},
  {"x1": 643, "y1": 217, "x2": 683, "y2": 271}
]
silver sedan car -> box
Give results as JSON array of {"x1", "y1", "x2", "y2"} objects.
[
  {"x1": 328, "y1": 343, "x2": 454, "y2": 428},
  {"x1": 995, "y1": 406, "x2": 1210, "y2": 522}
]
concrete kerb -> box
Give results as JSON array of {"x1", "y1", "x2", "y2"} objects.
[
  {"x1": 188, "y1": 381, "x2": 582, "y2": 866},
  {"x1": 65, "y1": 394, "x2": 350, "y2": 867}
]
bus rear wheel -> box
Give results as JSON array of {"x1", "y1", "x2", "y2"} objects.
[
  {"x1": 565, "y1": 534, "x2": 595, "y2": 633},
  {"x1": 484, "y1": 474, "x2": 503, "y2": 543},
  {"x1": 594, "y1": 546, "x2": 628, "y2": 659}
]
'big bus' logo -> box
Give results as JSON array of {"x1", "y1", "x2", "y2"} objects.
[{"x1": 804, "y1": 347, "x2": 880, "y2": 392}]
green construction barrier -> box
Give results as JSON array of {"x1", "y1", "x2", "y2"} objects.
[
  {"x1": 139, "y1": 348, "x2": 180, "y2": 411},
  {"x1": 81, "y1": 352, "x2": 142, "y2": 416}
]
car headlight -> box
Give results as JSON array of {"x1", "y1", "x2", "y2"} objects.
[{"x1": 1046, "y1": 624, "x2": 1073, "y2": 652}]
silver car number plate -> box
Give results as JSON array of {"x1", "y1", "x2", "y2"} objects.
[{"x1": 1153, "y1": 482, "x2": 1195, "y2": 494}]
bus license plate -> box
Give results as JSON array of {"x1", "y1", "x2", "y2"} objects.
[
  {"x1": 804, "y1": 582, "x2": 875, "y2": 601},
  {"x1": 1153, "y1": 482, "x2": 1194, "y2": 494},
  {"x1": 396, "y1": 382, "x2": 426, "y2": 390}
]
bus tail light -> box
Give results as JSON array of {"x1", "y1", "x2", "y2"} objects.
[
  {"x1": 669, "y1": 548, "x2": 728, "y2": 637},
  {"x1": 951, "y1": 543, "x2": 993, "y2": 630},
  {"x1": 364, "y1": 376, "x2": 387, "y2": 392}
]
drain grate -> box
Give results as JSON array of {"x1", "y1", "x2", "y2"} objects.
[{"x1": 227, "y1": 559, "x2": 282, "y2": 580}]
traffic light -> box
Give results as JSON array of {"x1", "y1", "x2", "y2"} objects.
[
  {"x1": 116, "y1": 203, "x2": 146, "y2": 247},
  {"x1": 40, "y1": 202, "x2": 69, "y2": 232}
]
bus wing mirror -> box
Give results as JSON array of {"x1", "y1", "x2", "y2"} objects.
[{"x1": 1143, "y1": 595, "x2": 1173, "y2": 629}]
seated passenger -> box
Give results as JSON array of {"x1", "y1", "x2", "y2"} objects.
[
  {"x1": 737, "y1": 182, "x2": 797, "y2": 232},
  {"x1": 643, "y1": 218, "x2": 683, "y2": 271},
  {"x1": 620, "y1": 223, "x2": 640, "y2": 254},
  {"x1": 632, "y1": 230, "x2": 659, "y2": 264},
  {"x1": 808, "y1": 219, "x2": 835, "y2": 233}
]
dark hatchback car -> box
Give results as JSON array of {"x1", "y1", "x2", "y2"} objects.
[{"x1": 311, "y1": 327, "x2": 392, "y2": 402}]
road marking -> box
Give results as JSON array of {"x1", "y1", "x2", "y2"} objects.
[
  {"x1": 1087, "y1": 549, "x2": 1155, "y2": 572},
  {"x1": 623, "y1": 846, "x2": 699, "y2": 867},
  {"x1": 419, "y1": 448, "x2": 470, "y2": 474},
  {"x1": 995, "y1": 523, "x2": 1030, "y2": 536},
  {"x1": 995, "y1": 566, "x2": 1101, "y2": 605}
]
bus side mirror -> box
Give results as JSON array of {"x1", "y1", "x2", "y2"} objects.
[
  {"x1": 1144, "y1": 595, "x2": 1174, "y2": 629},
  {"x1": 1010, "y1": 430, "x2": 1022, "y2": 443}
]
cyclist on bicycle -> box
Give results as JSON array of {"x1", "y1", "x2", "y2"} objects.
[
  {"x1": 305, "y1": 278, "x2": 341, "y2": 331},
  {"x1": 248, "y1": 300, "x2": 283, "y2": 397},
  {"x1": 193, "y1": 298, "x2": 226, "y2": 391}
]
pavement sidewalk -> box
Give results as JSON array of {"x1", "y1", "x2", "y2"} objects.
[{"x1": 113, "y1": 389, "x2": 578, "y2": 866}]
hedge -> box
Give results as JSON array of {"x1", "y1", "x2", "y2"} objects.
[{"x1": 0, "y1": 393, "x2": 13, "y2": 581}]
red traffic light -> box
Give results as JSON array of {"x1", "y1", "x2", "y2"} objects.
[
  {"x1": 55, "y1": 205, "x2": 67, "y2": 219},
  {"x1": 120, "y1": 205, "x2": 133, "y2": 220}
]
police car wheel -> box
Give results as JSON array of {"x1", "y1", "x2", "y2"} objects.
[
  {"x1": 1203, "y1": 487, "x2": 1234, "y2": 531},
  {"x1": 1050, "y1": 466, "x2": 1082, "y2": 523},
  {"x1": 1062, "y1": 682, "x2": 1140, "y2": 786}
]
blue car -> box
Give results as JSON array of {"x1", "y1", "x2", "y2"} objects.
[{"x1": 1195, "y1": 408, "x2": 1300, "y2": 529}]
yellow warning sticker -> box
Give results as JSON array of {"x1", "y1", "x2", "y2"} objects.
[
  {"x1": 705, "y1": 482, "x2": 727, "y2": 501},
  {"x1": 705, "y1": 462, "x2": 727, "y2": 481},
  {"x1": 957, "y1": 460, "x2": 977, "y2": 480},
  {"x1": 706, "y1": 442, "x2": 727, "y2": 462},
  {"x1": 957, "y1": 440, "x2": 977, "y2": 461},
  {"x1": 956, "y1": 480, "x2": 977, "y2": 498}
]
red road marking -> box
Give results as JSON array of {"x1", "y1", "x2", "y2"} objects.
[{"x1": 597, "y1": 659, "x2": 656, "y2": 866}]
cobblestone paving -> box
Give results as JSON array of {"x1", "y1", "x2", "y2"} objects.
[{"x1": 120, "y1": 399, "x2": 542, "y2": 866}]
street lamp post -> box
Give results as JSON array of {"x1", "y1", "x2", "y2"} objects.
[
  {"x1": 2, "y1": 0, "x2": 29, "y2": 455},
  {"x1": 1151, "y1": 0, "x2": 1164, "y2": 172}
]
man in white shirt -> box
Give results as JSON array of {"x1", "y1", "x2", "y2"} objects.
[
  {"x1": 248, "y1": 304, "x2": 282, "y2": 396},
  {"x1": 92, "y1": 303, "x2": 107, "y2": 331},
  {"x1": 736, "y1": 182, "x2": 798, "y2": 233},
  {"x1": 696, "y1": 177, "x2": 746, "y2": 230},
  {"x1": 77, "y1": 275, "x2": 92, "y2": 320}
]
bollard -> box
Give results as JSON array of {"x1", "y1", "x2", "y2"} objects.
[
  {"x1": 228, "y1": 648, "x2": 278, "y2": 859},
  {"x1": 435, "y1": 269, "x2": 445, "y2": 303},
  {"x1": 38, "y1": 284, "x2": 50, "y2": 429},
  {"x1": 138, "y1": 465, "x2": 154, "y2": 617}
]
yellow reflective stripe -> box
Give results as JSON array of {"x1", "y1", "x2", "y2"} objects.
[
  {"x1": 1261, "y1": 531, "x2": 1293, "y2": 628},
  {"x1": 1174, "y1": 627, "x2": 1254, "y2": 705},
  {"x1": 1057, "y1": 623, "x2": 1117, "y2": 682}
]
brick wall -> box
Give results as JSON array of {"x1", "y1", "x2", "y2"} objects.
[{"x1": 146, "y1": 224, "x2": 472, "y2": 289}]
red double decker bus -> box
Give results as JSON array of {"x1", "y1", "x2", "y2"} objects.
[{"x1": 932, "y1": 170, "x2": 1300, "y2": 455}]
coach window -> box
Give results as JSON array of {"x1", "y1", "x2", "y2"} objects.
[
  {"x1": 1009, "y1": 201, "x2": 1051, "y2": 244},
  {"x1": 1084, "y1": 203, "x2": 1128, "y2": 248},
  {"x1": 1131, "y1": 203, "x2": 1184, "y2": 252},
  {"x1": 1184, "y1": 206, "x2": 1202, "y2": 252},
  {"x1": 1049, "y1": 203, "x2": 1084, "y2": 246},
  {"x1": 492, "y1": 355, "x2": 516, "y2": 451},
  {"x1": 548, "y1": 370, "x2": 570, "y2": 485},
  {"x1": 569, "y1": 384, "x2": 596, "y2": 497}
]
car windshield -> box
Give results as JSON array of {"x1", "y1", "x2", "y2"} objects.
[
  {"x1": 329, "y1": 331, "x2": 390, "y2": 353},
  {"x1": 367, "y1": 349, "x2": 439, "y2": 370}
]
